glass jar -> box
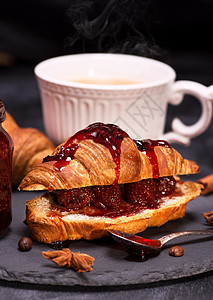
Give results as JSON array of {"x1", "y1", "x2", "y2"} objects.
[{"x1": 0, "y1": 101, "x2": 13, "y2": 237}]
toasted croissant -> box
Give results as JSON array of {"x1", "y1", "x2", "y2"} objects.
[
  {"x1": 3, "y1": 112, "x2": 55, "y2": 187},
  {"x1": 19, "y1": 137, "x2": 199, "y2": 191},
  {"x1": 26, "y1": 181, "x2": 202, "y2": 243}
]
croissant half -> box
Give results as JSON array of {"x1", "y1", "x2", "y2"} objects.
[
  {"x1": 19, "y1": 137, "x2": 198, "y2": 191},
  {"x1": 19, "y1": 123, "x2": 201, "y2": 243},
  {"x1": 3, "y1": 112, "x2": 55, "y2": 187},
  {"x1": 25, "y1": 181, "x2": 201, "y2": 243}
]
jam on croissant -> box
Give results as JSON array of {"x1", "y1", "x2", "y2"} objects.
[
  {"x1": 20, "y1": 122, "x2": 201, "y2": 242},
  {"x1": 41, "y1": 123, "x2": 179, "y2": 218},
  {"x1": 43, "y1": 122, "x2": 171, "y2": 183},
  {"x1": 54, "y1": 176, "x2": 178, "y2": 218}
]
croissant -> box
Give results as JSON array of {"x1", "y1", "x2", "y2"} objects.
[
  {"x1": 3, "y1": 112, "x2": 55, "y2": 187},
  {"x1": 19, "y1": 123, "x2": 202, "y2": 243}
]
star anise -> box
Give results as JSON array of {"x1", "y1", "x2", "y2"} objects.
[{"x1": 42, "y1": 248, "x2": 94, "y2": 272}]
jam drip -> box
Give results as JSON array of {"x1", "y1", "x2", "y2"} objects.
[
  {"x1": 135, "y1": 139, "x2": 171, "y2": 179},
  {"x1": 44, "y1": 122, "x2": 129, "y2": 184}
]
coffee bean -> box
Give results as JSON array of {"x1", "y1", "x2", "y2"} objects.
[
  {"x1": 18, "y1": 237, "x2": 32, "y2": 251},
  {"x1": 169, "y1": 246, "x2": 184, "y2": 257}
]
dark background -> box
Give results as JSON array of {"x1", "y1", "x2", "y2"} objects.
[
  {"x1": 0, "y1": 0, "x2": 213, "y2": 163},
  {"x1": 1, "y1": 0, "x2": 213, "y2": 167},
  {"x1": 0, "y1": 1, "x2": 213, "y2": 298},
  {"x1": 1, "y1": 0, "x2": 213, "y2": 61}
]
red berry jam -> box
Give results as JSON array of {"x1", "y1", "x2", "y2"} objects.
[
  {"x1": 134, "y1": 139, "x2": 171, "y2": 178},
  {"x1": 57, "y1": 187, "x2": 93, "y2": 209},
  {"x1": 119, "y1": 231, "x2": 162, "y2": 259},
  {"x1": 92, "y1": 184, "x2": 122, "y2": 210},
  {"x1": 0, "y1": 101, "x2": 13, "y2": 237},
  {"x1": 47, "y1": 240, "x2": 70, "y2": 250},
  {"x1": 124, "y1": 176, "x2": 176, "y2": 209},
  {"x1": 43, "y1": 123, "x2": 129, "y2": 184},
  {"x1": 52, "y1": 176, "x2": 178, "y2": 219}
]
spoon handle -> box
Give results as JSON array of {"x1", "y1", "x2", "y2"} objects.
[{"x1": 160, "y1": 229, "x2": 213, "y2": 246}]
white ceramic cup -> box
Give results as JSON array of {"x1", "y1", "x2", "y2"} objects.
[{"x1": 35, "y1": 53, "x2": 213, "y2": 145}]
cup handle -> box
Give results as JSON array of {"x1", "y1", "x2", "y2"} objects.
[{"x1": 160, "y1": 80, "x2": 213, "y2": 145}]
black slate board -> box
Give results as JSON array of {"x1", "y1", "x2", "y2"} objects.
[{"x1": 0, "y1": 174, "x2": 213, "y2": 287}]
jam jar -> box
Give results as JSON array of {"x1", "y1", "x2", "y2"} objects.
[{"x1": 0, "y1": 101, "x2": 13, "y2": 237}]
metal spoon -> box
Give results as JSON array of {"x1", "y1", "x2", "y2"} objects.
[{"x1": 107, "y1": 229, "x2": 213, "y2": 258}]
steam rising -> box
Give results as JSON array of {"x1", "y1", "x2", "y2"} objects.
[{"x1": 65, "y1": 0, "x2": 160, "y2": 57}]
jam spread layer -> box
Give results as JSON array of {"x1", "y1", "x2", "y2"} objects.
[{"x1": 49, "y1": 176, "x2": 179, "y2": 219}]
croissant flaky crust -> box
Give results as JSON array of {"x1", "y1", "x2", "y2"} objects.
[
  {"x1": 3, "y1": 112, "x2": 55, "y2": 187},
  {"x1": 19, "y1": 136, "x2": 199, "y2": 191},
  {"x1": 26, "y1": 181, "x2": 202, "y2": 243}
]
